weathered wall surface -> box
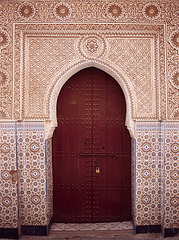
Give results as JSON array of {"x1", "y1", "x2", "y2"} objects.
[{"x1": 0, "y1": 0, "x2": 178, "y2": 238}]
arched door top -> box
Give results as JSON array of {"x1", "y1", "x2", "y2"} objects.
[{"x1": 45, "y1": 60, "x2": 135, "y2": 139}]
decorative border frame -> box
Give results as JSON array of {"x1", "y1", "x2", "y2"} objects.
[{"x1": 13, "y1": 23, "x2": 165, "y2": 136}]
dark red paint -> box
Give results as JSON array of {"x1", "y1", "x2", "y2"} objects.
[{"x1": 53, "y1": 67, "x2": 131, "y2": 223}]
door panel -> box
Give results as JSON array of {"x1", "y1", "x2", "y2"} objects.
[{"x1": 53, "y1": 67, "x2": 131, "y2": 223}]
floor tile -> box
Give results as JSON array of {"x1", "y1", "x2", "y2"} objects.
[
  {"x1": 64, "y1": 223, "x2": 80, "y2": 231},
  {"x1": 79, "y1": 223, "x2": 94, "y2": 231},
  {"x1": 51, "y1": 223, "x2": 66, "y2": 231},
  {"x1": 108, "y1": 222, "x2": 123, "y2": 230},
  {"x1": 119, "y1": 221, "x2": 133, "y2": 230},
  {"x1": 92, "y1": 223, "x2": 109, "y2": 230}
]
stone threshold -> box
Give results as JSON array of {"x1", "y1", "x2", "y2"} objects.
[{"x1": 51, "y1": 221, "x2": 133, "y2": 231}]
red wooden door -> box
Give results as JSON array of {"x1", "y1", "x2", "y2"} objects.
[{"x1": 53, "y1": 67, "x2": 131, "y2": 223}]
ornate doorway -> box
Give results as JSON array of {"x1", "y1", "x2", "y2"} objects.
[{"x1": 53, "y1": 67, "x2": 131, "y2": 223}]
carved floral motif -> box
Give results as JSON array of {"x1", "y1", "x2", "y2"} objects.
[
  {"x1": 143, "y1": 2, "x2": 161, "y2": 20},
  {"x1": 78, "y1": 35, "x2": 106, "y2": 59},
  {"x1": 170, "y1": 70, "x2": 179, "y2": 90},
  {"x1": 86, "y1": 39, "x2": 99, "y2": 54},
  {"x1": 53, "y1": 2, "x2": 72, "y2": 20},
  {"x1": 0, "y1": 69, "x2": 10, "y2": 88},
  {"x1": 106, "y1": 3, "x2": 124, "y2": 20},
  {"x1": 169, "y1": 31, "x2": 179, "y2": 51},
  {"x1": 18, "y1": 2, "x2": 35, "y2": 20},
  {"x1": 0, "y1": 30, "x2": 10, "y2": 50}
]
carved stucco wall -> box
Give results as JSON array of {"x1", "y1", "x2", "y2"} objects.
[
  {"x1": 0, "y1": 0, "x2": 178, "y2": 128},
  {"x1": 12, "y1": 22, "x2": 162, "y2": 138},
  {"x1": 0, "y1": 0, "x2": 179, "y2": 236}
]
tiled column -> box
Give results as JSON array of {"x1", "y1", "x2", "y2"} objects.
[
  {"x1": 0, "y1": 122, "x2": 20, "y2": 239},
  {"x1": 17, "y1": 121, "x2": 53, "y2": 235},
  {"x1": 163, "y1": 122, "x2": 179, "y2": 237},
  {"x1": 0, "y1": 121, "x2": 53, "y2": 238},
  {"x1": 134, "y1": 122, "x2": 163, "y2": 234}
]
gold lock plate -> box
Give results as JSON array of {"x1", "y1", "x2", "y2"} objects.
[{"x1": 96, "y1": 167, "x2": 100, "y2": 173}]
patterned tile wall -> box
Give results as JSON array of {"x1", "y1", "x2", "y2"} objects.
[
  {"x1": 164, "y1": 122, "x2": 179, "y2": 229},
  {"x1": 17, "y1": 122, "x2": 48, "y2": 226},
  {"x1": 0, "y1": 122, "x2": 19, "y2": 228},
  {"x1": 0, "y1": 121, "x2": 53, "y2": 230},
  {"x1": 135, "y1": 121, "x2": 179, "y2": 230},
  {"x1": 135, "y1": 122, "x2": 163, "y2": 226},
  {"x1": 0, "y1": 120, "x2": 178, "y2": 232}
]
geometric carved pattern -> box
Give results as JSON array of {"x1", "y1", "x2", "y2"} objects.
[
  {"x1": 14, "y1": 24, "x2": 162, "y2": 122},
  {"x1": 0, "y1": 65, "x2": 12, "y2": 118},
  {"x1": 26, "y1": 36, "x2": 77, "y2": 117},
  {"x1": 0, "y1": 0, "x2": 177, "y2": 121},
  {"x1": 108, "y1": 37, "x2": 156, "y2": 117}
]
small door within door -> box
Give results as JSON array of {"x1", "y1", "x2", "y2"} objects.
[{"x1": 53, "y1": 67, "x2": 131, "y2": 223}]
